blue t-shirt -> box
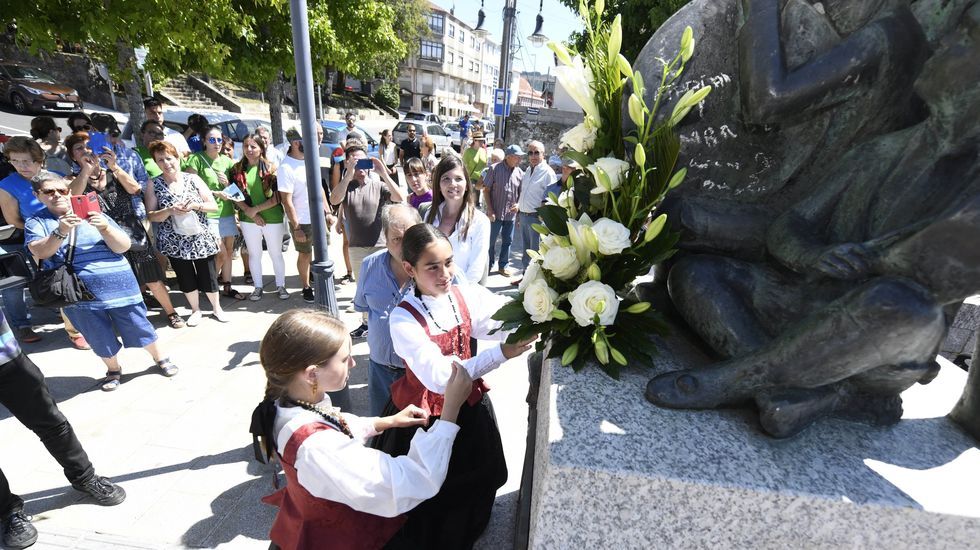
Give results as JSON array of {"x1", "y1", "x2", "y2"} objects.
[
  {"x1": 353, "y1": 249, "x2": 409, "y2": 368},
  {"x1": 188, "y1": 134, "x2": 203, "y2": 154},
  {"x1": 24, "y1": 210, "x2": 142, "y2": 310},
  {"x1": 0, "y1": 172, "x2": 44, "y2": 222},
  {"x1": 458, "y1": 117, "x2": 470, "y2": 138}
]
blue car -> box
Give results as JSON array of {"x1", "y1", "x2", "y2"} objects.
[{"x1": 320, "y1": 120, "x2": 379, "y2": 166}]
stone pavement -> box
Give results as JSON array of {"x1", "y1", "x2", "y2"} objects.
[{"x1": 0, "y1": 229, "x2": 532, "y2": 549}]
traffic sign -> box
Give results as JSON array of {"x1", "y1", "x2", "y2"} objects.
[{"x1": 493, "y1": 88, "x2": 511, "y2": 117}]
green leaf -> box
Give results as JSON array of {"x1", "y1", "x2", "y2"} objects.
[
  {"x1": 564, "y1": 150, "x2": 594, "y2": 170},
  {"x1": 537, "y1": 205, "x2": 570, "y2": 236},
  {"x1": 491, "y1": 300, "x2": 530, "y2": 322}
]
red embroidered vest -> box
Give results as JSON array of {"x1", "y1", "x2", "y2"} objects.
[
  {"x1": 261, "y1": 422, "x2": 407, "y2": 550},
  {"x1": 389, "y1": 286, "x2": 489, "y2": 416}
]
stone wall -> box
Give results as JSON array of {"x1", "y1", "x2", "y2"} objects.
[
  {"x1": 0, "y1": 46, "x2": 121, "y2": 110},
  {"x1": 502, "y1": 105, "x2": 582, "y2": 154}
]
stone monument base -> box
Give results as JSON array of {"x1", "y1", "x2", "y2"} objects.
[{"x1": 529, "y1": 334, "x2": 980, "y2": 548}]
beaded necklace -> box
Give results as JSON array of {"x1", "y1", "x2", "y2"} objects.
[
  {"x1": 285, "y1": 397, "x2": 353, "y2": 439},
  {"x1": 415, "y1": 286, "x2": 465, "y2": 357}
]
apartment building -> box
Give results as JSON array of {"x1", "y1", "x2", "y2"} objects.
[{"x1": 398, "y1": 3, "x2": 500, "y2": 119}]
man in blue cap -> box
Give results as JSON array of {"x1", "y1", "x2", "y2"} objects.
[{"x1": 482, "y1": 144, "x2": 524, "y2": 277}]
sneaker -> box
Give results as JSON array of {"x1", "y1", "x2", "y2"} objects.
[
  {"x1": 70, "y1": 335, "x2": 91, "y2": 350},
  {"x1": 302, "y1": 287, "x2": 315, "y2": 303},
  {"x1": 2, "y1": 510, "x2": 37, "y2": 549},
  {"x1": 71, "y1": 475, "x2": 126, "y2": 506},
  {"x1": 15, "y1": 327, "x2": 41, "y2": 343},
  {"x1": 277, "y1": 286, "x2": 290, "y2": 300},
  {"x1": 249, "y1": 288, "x2": 263, "y2": 301},
  {"x1": 350, "y1": 323, "x2": 369, "y2": 339},
  {"x1": 213, "y1": 310, "x2": 229, "y2": 323},
  {"x1": 186, "y1": 310, "x2": 203, "y2": 327}
]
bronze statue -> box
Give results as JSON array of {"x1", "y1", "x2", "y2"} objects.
[{"x1": 646, "y1": 4, "x2": 980, "y2": 438}]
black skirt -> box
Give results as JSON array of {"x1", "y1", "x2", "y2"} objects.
[{"x1": 372, "y1": 393, "x2": 507, "y2": 550}]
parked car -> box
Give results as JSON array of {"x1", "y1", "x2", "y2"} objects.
[
  {"x1": 320, "y1": 119, "x2": 379, "y2": 166},
  {"x1": 445, "y1": 122, "x2": 462, "y2": 151},
  {"x1": 392, "y1": 121, "x2": 452, "y2": 156},
  {"x1": 0, "y1": 62, "x2": 82, "y2": 114},
  {"x1": 404, "y1": 111, "x2": 445, "y2": 125},
  {"x1": 122, "y1": 109, "x2": 284, "y2": 158}
]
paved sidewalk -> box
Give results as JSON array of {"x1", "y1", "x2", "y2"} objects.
[{"x1": 0, "y1": 230, "x2": 531, "y2": 549}]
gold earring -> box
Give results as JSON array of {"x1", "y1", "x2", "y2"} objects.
[{"x1": 311, "y1": 377, "x2": 319, "y2": 402}]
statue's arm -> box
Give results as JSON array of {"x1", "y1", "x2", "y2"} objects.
[{"x1": 737, "y1": 0, "x2": 894, "y2": 123}]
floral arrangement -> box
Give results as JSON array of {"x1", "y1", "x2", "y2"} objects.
[{"x1": 491, "y1": 0, "x2": 710, "y2": 377}]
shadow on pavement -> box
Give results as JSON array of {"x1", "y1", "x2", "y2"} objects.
[{"x1": 223, "y1": 340, "x2": 261, "y2": 371}]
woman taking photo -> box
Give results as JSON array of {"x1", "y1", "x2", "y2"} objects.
[
  {"x1": 145, "y1": 141, "x2": 226, "y2": 326},
  {"x1": 251, "y1": 309, "x2": 475, "y2": 550},
  {"x1": 375, "y1": 224, "x2": 534, "y2": 548},
  {"x1": 184, "y1": 126, "x2": 244, "y2": 300},
  {"x1": 404, "y1": 157, "x2": 431, "y2": 211},
  {"x1": 424, "y1": 155, "x2": 490, "y2": 284},
  {"x1": 30, "y1": 116, "x2": 71, "y2": 176},
  {"x1": 25, "y1": 172, "x2": 180, "y2": 391},
  {"x1": 65, "y1": 132, "x2": 185, "y2": 329},
  {"x1": 229, "y1": 134, "x2": 288, "y2": 300}
]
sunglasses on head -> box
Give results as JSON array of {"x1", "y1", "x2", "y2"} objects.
[
  {"x1": 40, "y1": 188, "x2": 70, "y2": 196},
  {"x1": 208, "y1": 136, "x2": 223, "y2": 144}
]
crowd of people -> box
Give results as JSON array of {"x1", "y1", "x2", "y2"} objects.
[{"x1": 1, "y1": 102, "x2": 567, "y2": 549}]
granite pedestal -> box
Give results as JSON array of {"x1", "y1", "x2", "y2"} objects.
[{"x1": 528, "y1": 336, "x2": 980, "y2": 548}]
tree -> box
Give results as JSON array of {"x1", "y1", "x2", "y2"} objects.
[
  {"x1": 7, "y1": 0, "x2": 248, "y2": 130},
  {"x1": 558, "y1": 0, "x2": 687, "y2": 62}
]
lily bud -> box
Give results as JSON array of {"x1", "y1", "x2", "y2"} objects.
[
  {"x1": 625, "y1": 301, "x2": 651, "y2": 314},
  {"x1": 594, "y1": 336, "x2": 609, "y2": 364},
  {"x1": 616, "y1": 54, "x2": 633, "y2": 79},
  {"x1": 670, "y1": 86, "x2": 712, "y2": 126},
  {"x1": 668, "y1": 167, "x2": 687, "y2": 189},
  {"x1": 532, "y1": 223, "x2": 550, "y2": 236},
  {"x1": 628, "y1": 94, "x2": 645, "y2": 127},
  {"x1": 552, "y1": 309, "x2": 570, "y2": 321},
  {"x1": 608, "y1": 15, "x2": 622, "y2": 62},
  {"x1": 587, "y1": 263, "x2": 601, "y2": 281},
  {"x1": 680, "y1": 26, "x2": 695, "y2": 63},
  {"x1": 548, "y1": 40, "x2": 573, "y2": 67},
  {"x1": 595, "y1": 0, "x2": 605, "y2": 17},
  {"x1": 583, "y1": 226, "x2": 600, "y2": 254},
  {"x1": 634, "y1": 143, "x2": 646, "y2": 168},
  {"x1": 633, "y1": 70, "x2": 645, "y2": 97},
  {"x1": 610, "y1": 345, "x2": 628, "y2": 366},
  {"x1": 645, "y1": 213, "x2": 667, "y2": 242},
  {"x1": 561, "y1": 341, "x2": 579, "y2": 366}
]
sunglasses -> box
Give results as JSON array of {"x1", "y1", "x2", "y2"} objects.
[
  {"x1": 529, "y1": 151, "x2": 542, "y2": 156},
  {"x1": 74, "y1": 124, "x2": 93, "y2": 131},
  {"x1": 40, "y1": 188, "x2": 70, "y2": 196},
  {"x1": 208, "y1": 137, "x2": 223, "y2": 144}
]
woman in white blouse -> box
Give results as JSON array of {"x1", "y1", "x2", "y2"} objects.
[
  {"x1": 423, "y1": 155, "x2": 491, "y2": 284},
  {"x1": 250, "y1": 309, "x2": 475, "y2": 550},
  {"x1": 375, "y1": 224, "x2": 535, "y2": 548}
]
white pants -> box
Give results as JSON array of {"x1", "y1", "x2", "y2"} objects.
[{"x1": 240, "y1": 221, "x2": 287, "y2": 289}]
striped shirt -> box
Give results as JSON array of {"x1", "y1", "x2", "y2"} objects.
[{"x1": 483, "y1": 162, "x2": 523, "y2": 221}]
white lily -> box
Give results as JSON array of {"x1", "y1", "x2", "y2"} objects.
[{"x1": 555, "y1": 55, "x2": 601, "y2": 122}]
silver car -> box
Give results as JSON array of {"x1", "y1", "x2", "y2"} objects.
[{"x1": 392, "y1": 121, "x2": 452, "y2": 156}]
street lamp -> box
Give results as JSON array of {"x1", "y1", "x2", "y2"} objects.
[
  {"x1": 474, "y1": 0, "x2": 490, "y2": 38},
  {"x1": 527, "y1": 0, "x2": 549, "y2": 47}
]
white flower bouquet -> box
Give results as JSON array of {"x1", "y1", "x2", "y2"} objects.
[{"x1": 491, "y1": 0, "x2": 710, "y2": 377}]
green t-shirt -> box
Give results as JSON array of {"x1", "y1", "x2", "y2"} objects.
[
  {"x1": 185, "y1": 152, "x2": 236, "y2": 218},
  {"x1": 135, "y1": 146, "x2": 163, "y2": 178},
  {"x1": 462, "y1": 147, "x2": 487, "y2": 184},
  {"x1": 239, "y1": 165, "x2": 284, "y2": 224}
]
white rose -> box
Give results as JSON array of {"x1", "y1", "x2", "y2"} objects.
[
  {"x1": 554, "y1": 56, "x2": 601, "y2": 122},
  {"x1": 518, "y1": 260, "x2": 544, "y2": 293},
  {"x1": 588, "y1": 157, "x2": 630, "y2": 194},
  {"x1": 560, "y1": 121, "x2": 597, "y2": 153},
  {"x1": 542, "y1": 245, "x2": 581, "y2": 280},
  {"x1": 568, "y1": 281, "x2": 620, "y2": 327},
  {"x1": 591, "y1": 218, "x2": 632, "y2": 255},
  {"x1": 522, "y1": 279, "x2": 559, "y2": 323}
]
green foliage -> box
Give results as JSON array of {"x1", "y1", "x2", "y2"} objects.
[
  {"x1": 373, "y1": 83, "x2": 400, "y2": 109},
  {"x1": 557, "y1": 0, "x2": 687, "y2": 62}
]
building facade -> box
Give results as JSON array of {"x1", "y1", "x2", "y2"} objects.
[{"x1": 398, "y1": 3, "x2": 498, "y2": 120}]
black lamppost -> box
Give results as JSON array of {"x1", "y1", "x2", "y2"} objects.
[{"x1": 473, "y1": 0, "x2": 548, "y2": 140}]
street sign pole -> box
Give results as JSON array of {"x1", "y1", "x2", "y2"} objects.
[{"x1": 289, "y1": 0, "x2": 348, "y2": 409}]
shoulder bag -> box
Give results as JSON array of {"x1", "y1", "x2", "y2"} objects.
[{"x1": 29, "y1": 229, "x2": 96, "y2": 307}]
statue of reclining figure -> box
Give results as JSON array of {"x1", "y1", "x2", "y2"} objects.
[{"x1": 647, "y1": 6, "x2": 980, "y2": 438}]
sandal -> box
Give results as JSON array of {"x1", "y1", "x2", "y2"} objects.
[
  {"x1": 221, "y1": 282, "x2": 247, "y2": 301},
  {"x1": 156, "y1": 358, "x2": 179, "y2": 377},
  {"x1": 102, "y1": 370, "x2": 122, "y2": 392},
  {"x1": 167, "y1": 312, "x2": 186, "y2": 329},
  {"x1": 244, "y1": 271, "x2": 253, "y2": 285}
]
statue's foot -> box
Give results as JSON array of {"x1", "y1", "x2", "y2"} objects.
[
  {"x1": 756, "y1": 387, "x2": 840, "y2": 438},
  {"x1": 645, "y1": 367, "x2": 754, "y2": 409}
]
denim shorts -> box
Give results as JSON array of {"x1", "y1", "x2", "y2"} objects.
[
  {"x1": 62, "y1": 302, "x2": 158, "y2": 358},
  {"x1": 208, "y1": 216, "x2": 239, "y2": 239}
]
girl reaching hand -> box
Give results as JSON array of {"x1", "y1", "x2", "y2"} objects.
[{"x1": 250, "y1": 309, "x2": 475, "y2": 550}]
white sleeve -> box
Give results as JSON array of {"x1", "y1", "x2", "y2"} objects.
[
  {"x1": 463, "y1": 214, "x2": 490, "y2": 284},
  {"x1": 277, "y1": 168, "x2": 295, "y2": 194},
  {"x1": 390, "y1": 303, "x2": 507, "y2": 393},
  {"x1": 462, "y1": 283, "x2": 512, "y2": 342},
  {"x1": 292, "y1": 420, "x2": 460, "y2": 517}
]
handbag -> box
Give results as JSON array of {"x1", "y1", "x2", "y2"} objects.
[
  {"x1": 171, "y1": 210, "x2": 205, "y2": 236},
  {"x1": 29, "y1": 229, "x2": 96, "y2": 307}
]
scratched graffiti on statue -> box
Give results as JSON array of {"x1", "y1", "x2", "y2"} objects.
[{"x1": 690, "y1": 151, "x2": 773, "y2": 195}]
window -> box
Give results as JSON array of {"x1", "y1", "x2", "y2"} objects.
[
  {"x1": 471, "y1": 37, "x2": 477, "y2": 49},
  {"x1": 448, "y1": 24, "x2": 455, "y2": 38},
  {"x1": 428, "y1": 13, "x2": 444, "y2": 34},
  {"x1": 458, "y1": 55, "x2": 463, "y2": 67},
  {"x1": 419, "y1": 40, "x2": 444, "y2": 61},
  {"x1": 448, "y1": 52, "x2": 454, "y2": 64},
  {"x1": 459, "y1": 30, "x2": 465, "y2": 43}
]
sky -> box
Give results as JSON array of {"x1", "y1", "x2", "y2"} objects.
[{"x1": 429, "y1": 0, "x2": 585, "y2": 75}]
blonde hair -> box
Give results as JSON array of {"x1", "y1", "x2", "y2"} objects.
[{"x1": 259, "y1": 309, "x2": 347, "y2": 401}]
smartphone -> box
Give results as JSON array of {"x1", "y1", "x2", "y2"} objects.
[
  {"x1": 70, "y1": 192, "x2": 102, "y2": 219},
  {"x1": 355, "y1": 158, "x2": 373, "y2": 170},
  {"x1": 87, "y1": 132, "x2": 111, "y2": 169}
]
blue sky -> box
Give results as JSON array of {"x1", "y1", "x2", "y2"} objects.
[{"x1": 429, "y1": 0, "x2": 585, "y2": 75}]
